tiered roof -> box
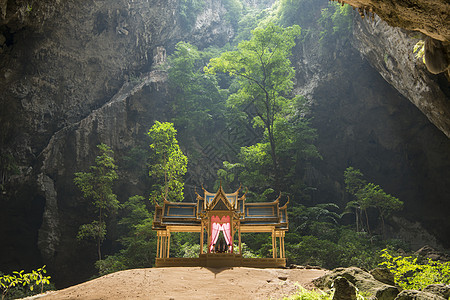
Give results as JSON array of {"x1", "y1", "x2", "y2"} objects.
[{"x1": 152, "y1": 185, "x2": 288, "y2": 230}]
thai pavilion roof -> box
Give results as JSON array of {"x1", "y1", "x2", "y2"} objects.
[{"x1": 152, "y1": 186, "x2": 288, "y2": 231}]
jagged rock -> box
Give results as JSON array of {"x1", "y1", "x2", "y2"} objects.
[
  {"x1": 415, "y1": 246, "x2": 450, "y2": 262},
  {"x1": 376, "y1": 286, "x2": 402, "y2": 300},
  {"x1": 353, "y1": 15, "x2": 450, "y2": 139},
  {"x1": 394, "y1": 290, "x2": 446, "y2": 300},
  {"x1": 333, "y1": 277, "x2": 357, "y2": 300},
  {"x1": 370, "y1": 267, "x2": 395, "y2": 286},
  {"x1": 422, "y1": 284, "x2": 450, "y2": 299},
  {"x1": 313, "y1": 267, "x2": 400, "y2": 300},
  {"x1": 330, "y1": 0, "x2": 450, "y2": 43}
]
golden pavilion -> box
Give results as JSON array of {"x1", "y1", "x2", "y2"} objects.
[{"x1": 152, "y1": 185, "x2": 289, "y2": 268}]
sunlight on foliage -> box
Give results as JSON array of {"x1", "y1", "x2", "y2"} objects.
[
  {"x1": 413, "y1": 40, "x2": 425, "y2": 64},
  {"x1": 74, "y1": 143, "x2": 119, "y2": 261},
  {"x1": 0, "y1": 266, "x2": 52, "y2": 300},
  {"x1": 282, "y1": 285, "x2": 332, "y2": 300},
  {"x1": 380, "y1": 249, "x2": 450, "y2": 290},
  {"x1": 148, "y1": 121, "x2": 188, "y2": 203}
]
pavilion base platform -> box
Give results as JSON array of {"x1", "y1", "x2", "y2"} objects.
[{"x1": 155, "y1": 253, "x2": 286, "y2": 268}]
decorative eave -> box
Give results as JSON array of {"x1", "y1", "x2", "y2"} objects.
[
  {"x1": 279, "y1": 196, "x2": 289, "y2": 210},
  {"x1": 208, "y1": 184, "x2": 235, "y2": 211}
]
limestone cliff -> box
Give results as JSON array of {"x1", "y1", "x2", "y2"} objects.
[
  {"x1": 0, "y1": 0, "x2": 235, "y2": 287},
  {"x1": 0, "y1": 0, "x2": 449, "y2": 288},
  {"x1": 330, "y1": 0, "x2": 449, "y2": 42},
  {"x1": 290, "y1": 1, "x2": 450, "y2": 250},
  {"x1": 352, "y1": 16, "x2": 450, "y2": 138}
]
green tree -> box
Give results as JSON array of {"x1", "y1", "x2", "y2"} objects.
[
  {"x1": 344, "y1": 167, "x2": 403, "y2": 236},
  {"x1": 148, "y1": 121, "x2": 188, "y2": 203},
  {"x1": 359, "y1": 183, "x2": 403, "y2": 237},
  {"x1": 74, "y1": 143, "x2": 119, "y2": 261},
  {"x1": 95, "y1": 195, "x2": 156, "y2": 275},
  {"x1": 168, "y1": 42, "x2": 227, "y2": 141},
  {"x1": 1, "y1": 266, "x2": 51, "y2": 300},
  {"x1": 380, "y1": 249, "x2": 450, "y2": 290},
  {"x1": 206, "y1": 22, "x2": 302, "y2": 190},
  {"x1": 344, "y1": 167, "x2": 366, "y2": 232}
]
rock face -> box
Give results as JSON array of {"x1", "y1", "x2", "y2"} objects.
[
  {"x1": 291, "y1": 2, "x2": 450, "y2": 249},
  {"x1": 314, "y1": 267, "x2": 400, "y2": 299},
  {"x1": 330, "y1": 0, "x2": 450, "y2": 43},
  {"x1": 1, "y1": 0, "x2": 450, "y2": 288},
  {"x1": 333, "y1": 276, "x2": 358, "y2": 300},
  {"x1": 352, "y1": 16, "x2": 450, "y2": 138},
  {"x1": 0, "y1": 0, "x2": 234, "y2": 287}
]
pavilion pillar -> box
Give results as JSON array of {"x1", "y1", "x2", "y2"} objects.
[
  {"x1": 167, "y1": 231, "x2": 171, "y2": 258},
  {"x1": 159, "y1": 233, "x2": 164, "y2": 258},
  {"x1": 238, "y1": 221, "x2": 242, "y2": 255},
  {"x1": 274, "y1": 233, "x2": 277, "y2": 258},
  {"x1": 200, "y1": 221, "x2": 204, "y2": 254},
  {"x1": 271, "y1": 229, "x2": 275, "y2": 258},
  {"x1": 156, "y1": 231, "x2": 160, "y2": 258}
]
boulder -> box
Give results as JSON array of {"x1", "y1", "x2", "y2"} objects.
[
  {"x1": 422, "y1": 284, "x2": 450, "y2": 299},
  {"x1": 414, "y1": 246, "x2": 450, "y2": 262},
  {"x1": 376, "y1": 286, "x2": 402, "y2": 300},
  {"x1": 313, "y1": 267, "x2": 400, "y2": 300},
  {"x1": 370, "y1": 267, "x2": 395, "y2": 286},
  {"x1": 394, "y1": 290, "x2": 446, "y2": 300},
  {"x1": 333, "y1": 276, "x2": 357, "y2": 300}
]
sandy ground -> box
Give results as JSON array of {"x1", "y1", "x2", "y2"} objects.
[{"x1": 25, "y1": 267, "x2": 328, "y2": 300}]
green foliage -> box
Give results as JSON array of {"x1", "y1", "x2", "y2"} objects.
[
  {"x1": 178, "y1": 0, "x2": 205, "y2": 29},
  {"x1": 289, "y1": 203, "x2": 340, "y2": 234},
  {"x1": 344, "y1": 167, "x2": 403, "y2": 235},
  {"x1": 0, "y1": 266, "x2": 52, "y2": 300},
  {"x1": 317, "y1": 2, "x2": 353, "y2": 44},
  {"x1": 206, "y1": 22, "x2": 304, "y2": 190},
  {"x1": 222, "y1": 0, "x2": 243, "y2": 27},
  {"x1": 77, "y1": 221, "x2": 106, "y2": 241},
  {"x1": 147, "y1": 121, "x2": 188, "y2": 203},
  {"x1": 216, "y1": 161, "x2": 244, "y2": 191},
  {"x1": 413, "y1": 40, "x2": 425, "y2": 64},
  {"x1": 380, "y1": 249, "x2": 450, "y2": 290},
  {"x1": 282, "y1": 285, "x2": 332, "y2": 300},
  {"x1": 240, "y1": 233, "x2": 273, "y2": 257},
  {"x1": 74, "y1": 144, "x2": 119, "y2": 212},
  {"x1": 121, "y1": 146, "x2": 148, "y2": 172},
  {"x1": 168, "y1": 42, "x2": 227, "y2": 142},
  {"x1": 74, "y1": 143, "x2": 119, "y2": 260},
  {"x1": 344, "y1": 167, "x2": 366, "y2": 195},
  {"x1": 96, "y1": 195, "x2": 156, "y2": 276},
  {"x1": 285, "y1": 229, "x2": 404, "y2": 271},
  {"x1": 277, "y1": 0, "x2": 320, "y2": 27}
]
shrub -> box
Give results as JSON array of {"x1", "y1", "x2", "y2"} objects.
[
  {"x1": 380, "y1": 249, "x2": 450, "y2": 290},
  {"x1": 282, "y1": 285, "x2": 332, "y2": 300},
  {"x1": 0, "y1": 266, "x2": 52, "y2": 300}
]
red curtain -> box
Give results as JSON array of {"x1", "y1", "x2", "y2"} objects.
[{"x1": 209, "y1": 215, "x2": 232, "y2": 253}]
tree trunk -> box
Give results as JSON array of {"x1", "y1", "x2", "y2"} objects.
[
  {"x1": 98, "y1": 207, "x2": 102, "y2": 261},
  {"x1": 364, "y1": 208, "x2": 371, "y2": 236}
]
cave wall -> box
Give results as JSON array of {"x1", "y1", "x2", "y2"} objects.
[
  {"x1": 290, "y1": 9, "x2": 450, "y2": 249},
  {"x1": 0, "y1": 0, "x2": 235, "y2": 287},
  {"x1": 1, "y1": 0, "x2": 449, "y2": 288}
]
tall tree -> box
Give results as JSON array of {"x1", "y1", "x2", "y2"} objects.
[
  {"x1": 74, "y1": 143, "x2": 119, "y2": 261},
  {"x1": 344, "y1": 167, "x2": 403, "y2": 236},
  {"x1": 206, "y1": 22, "x2": 301, "y2": 190},
  {"x1": 168, "y1": 41, "x2": 226, "y2": 141},
  {"x1": 148, "y1": 121, "x2": 188, "y2": 203}
]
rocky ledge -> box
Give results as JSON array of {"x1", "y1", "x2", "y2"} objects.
[{"x1": 314, "y1": 266, "x2": 450, "y2": 300}]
